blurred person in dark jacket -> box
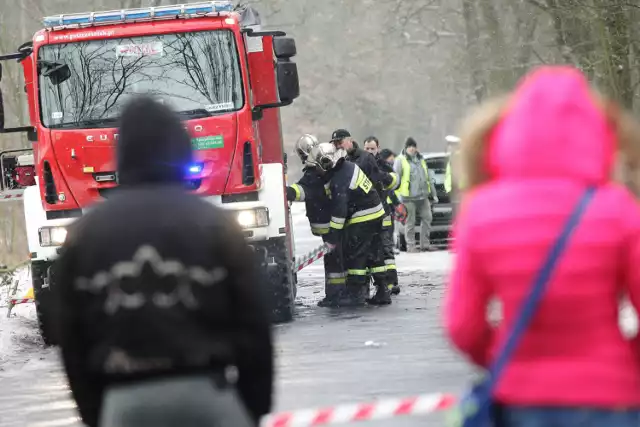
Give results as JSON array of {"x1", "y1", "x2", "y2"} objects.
[{"x1": 53, "y1": 95, "x2": 272, "y2": 427}]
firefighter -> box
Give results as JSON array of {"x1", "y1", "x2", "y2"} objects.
[
  {"x1": 308, "y1": 143, "x2": 389, "y2": 306},
  {"x1": 286, "y1": 134, "x2": 346, "y2": 307},
  {"x1": 52, "y1": 96, "x2": 270, "y2": 427},
  {"x1": 332, "y1": 130, "x2": 398, "y2": 303},
  {"x1": 362, "y1": 137, "x2": 400, "y2": 295}
]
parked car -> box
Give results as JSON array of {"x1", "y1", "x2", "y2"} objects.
[{"x1": 396, "y1": 152, "x2": 453, "y2": 251}]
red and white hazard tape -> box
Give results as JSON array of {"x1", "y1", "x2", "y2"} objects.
[
  {"x1": 10, "y1": 298, "x2": 34, "y2": 305},
  {"x1": 293, "y1": 243, "x2": 332, "y2": 272},
  {"x1": 261, "y1": 393, "x2": 456, "y2": 427},
  {"x1": 0, "y1": 193, "x2": 23, "y2": 200}
]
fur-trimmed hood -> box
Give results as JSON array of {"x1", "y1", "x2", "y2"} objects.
[{"x1": 456, "y1": 66, "x2": 640, "y2": 196}]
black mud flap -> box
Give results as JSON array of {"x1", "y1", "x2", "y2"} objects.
[{"x1": 31, "y1": 261, "x2": 57, "y2": 346}]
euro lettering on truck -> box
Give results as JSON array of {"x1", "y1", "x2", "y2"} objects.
[{"x1": 192, "y1": 135, "x2": 224, "y2": 150}]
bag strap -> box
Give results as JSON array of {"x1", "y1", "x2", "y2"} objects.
[{"x1": 486, "y1": 187, "x2": 596, "y2": 390}]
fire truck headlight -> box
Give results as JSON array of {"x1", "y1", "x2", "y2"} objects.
[
  {"x1": 39, "y1": 226, "x2": 68, "y2": 247},
  {"x1": 237, "y1": 208, "x2": 269, "y2": 229}
]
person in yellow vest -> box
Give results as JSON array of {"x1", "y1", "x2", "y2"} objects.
[
  {"x1": 445, "y1": 158, "x2": 453, "y2": 194},
  {"x1": 393, "y1": 137, "x2": 438, "y2": 252}
]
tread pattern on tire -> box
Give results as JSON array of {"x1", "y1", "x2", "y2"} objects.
[
  {"x1": 268, "y1": 239, "x2": 295, "y2": 324},
  {"x1": 31, "y1": 262, "x2": 56, "y2": 347}
]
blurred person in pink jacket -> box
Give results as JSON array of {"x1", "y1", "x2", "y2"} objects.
[{"x1": 444, "y1": 65, "x2": 640, "y2": 426}]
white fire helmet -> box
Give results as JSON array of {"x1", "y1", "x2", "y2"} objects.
[
  {"x1": 295, "y1": 134, "x2": 319, "y2": 162},
  {"x1": 307, "y1": 142, "x2": 344, "y2": 171}
]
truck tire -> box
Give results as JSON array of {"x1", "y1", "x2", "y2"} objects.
[
  {"x1": 267, "y1": 238, "x2": 296, "y2": 323},
  {"x1": 31, "y1": 261, "x2": 57, "y2": 347}
]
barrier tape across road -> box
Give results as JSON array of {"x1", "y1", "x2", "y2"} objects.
[
  {"x1": 293, "y1": 243, "x2": 332, "y2": 272},
  {"x1": 10, "y1": 297, "x2": 34, "y2": 305},
  {"x1": 260, "y1": 393, "x2": 456, "y2": 427}
]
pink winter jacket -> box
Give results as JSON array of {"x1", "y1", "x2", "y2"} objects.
[{"x1": 444, "y1": 67, "x2": 640, "y2": 408}]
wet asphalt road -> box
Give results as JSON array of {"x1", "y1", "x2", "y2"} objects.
[{"x1": 0, "y1": 204, "x2": 470, "y2": 427}]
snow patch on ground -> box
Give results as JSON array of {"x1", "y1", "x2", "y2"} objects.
[
  {"x1": 0, "y1": 266, "x2": 33, "y2": 308},
  {"x1": 0, "y1": 267, "x2": 47, "y2": 373}
]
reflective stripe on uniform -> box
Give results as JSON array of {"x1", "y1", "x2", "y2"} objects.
[
  {"x1": 382, "y1": 215, "x2": 392, "y2": 227},
  {"x1": 347, "y1": 269, "x2": 368, "y2": 276},
  {"x1": 369, "y1": 265, "x2": 386, "y2": 274},
  {"x1": 347, "y1": 204, "x2": 385, "y2": 225},
  {"x1": 310, "y1": 222, "x2": 330, "y2": 235},
  {"x1": 385, "y1": 172, "x2": 399, "y2": 190},
  {"x1": 291, "y1": 183, "x2": 305, "y2": 201},
  {"x1": 330, "y1": 216, "x2": 346, "y2": 230},
  {"x1": 327, "y1": 272, "x2": 347, "y2": 285},
  {"x1": 349, "y1": 167, "x2": 360, "y2": 189},
  {"x1": 384, "y1": 260, "x2": 397, "y2": 271}
]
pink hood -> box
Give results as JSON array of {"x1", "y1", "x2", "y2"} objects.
[{"x1": 487, "y1": 66, "x2": 615, "y2": 185}]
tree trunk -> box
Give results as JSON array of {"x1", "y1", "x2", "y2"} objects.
[{"x1": 461, "y1": 0, "x2": 486, "y2": 103}]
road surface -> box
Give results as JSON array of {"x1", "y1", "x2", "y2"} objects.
[{"x1": 0, "y1": 204, "x2": 473, "y2": 427}]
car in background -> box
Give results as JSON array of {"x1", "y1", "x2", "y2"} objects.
[{"x1": 395, "y1": 152, "x2": 453, "y2": 251}]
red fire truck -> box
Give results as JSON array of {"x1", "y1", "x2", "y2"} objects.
[{"x1": 0, "y1": 1, "x2": 300, "y2": 344}]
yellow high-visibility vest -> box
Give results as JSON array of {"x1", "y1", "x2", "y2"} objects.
[
  {"x1": 397, "y1": 155, "x2": 430, "y2": 197},
  {"x1": 446, "y1": 151, "x2": 466, "y2": 192},
  {"x1": 445, "y1": 160, "x2": 452, "y2": 193}
]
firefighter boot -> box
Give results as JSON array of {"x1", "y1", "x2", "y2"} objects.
[
  {"x1": 389, "y1": 284, "x2": 401, "y2": 296},
  {"x1": 318, "y1": 286, "x2": 342, "y2": 307},
  {"x1": 367, "y1": 284, "x2": 392, "y2": 305},
  {"x1": 318, "y1": 294, "x2": 339, "y2": 307},
  {"x1": 337, "y1": 284, "x2": 367, "y2": 307}
]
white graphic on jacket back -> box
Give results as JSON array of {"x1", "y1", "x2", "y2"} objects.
[{"x1": 74, "y1": 245, "x2": 228, "y2": 314}]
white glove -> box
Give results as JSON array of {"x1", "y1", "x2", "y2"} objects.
[{"x1": 433, "y1": 196, "x2": 439, "y2": 204}]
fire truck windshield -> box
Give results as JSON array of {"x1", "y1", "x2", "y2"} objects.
[{"x1": 38, "y1": 29, "x2": 244, "y2": 129}]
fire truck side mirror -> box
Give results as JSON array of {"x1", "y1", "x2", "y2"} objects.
[
  {"x1": 273, "y1": 37, "x2": 297, "y2": 59},
  {"x1": 276, "y1": 61, "x2": 300, "y2": 103}
]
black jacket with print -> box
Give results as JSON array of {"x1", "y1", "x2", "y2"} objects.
[
  {"x1": 325, "y1": 159, "x2": 385, "y2": 244},
  {"x1": 52, "y1": 97, "x2": 273, "y2": 427}
]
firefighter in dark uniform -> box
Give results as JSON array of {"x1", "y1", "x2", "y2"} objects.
[
  {"x1": 331, "y1": 130, "x2": 398, "y2": 303},
  {"x1": 308, "y1": 142, "x2": 389, "y2": 306},
  {"x1": 286, "y1": 135, "x2": 345, "y2": 307},
  {"x1": 363, "y1": 139, "x2": 401, "y2": 295}
]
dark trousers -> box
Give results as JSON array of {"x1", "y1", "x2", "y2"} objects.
[
  {"x1": 382, "y1": 216, "x2": 397, "y2": 287},
  {"x1": 344, "y1": 219, "x2": 385, "y2": 294},
  {"x1": 321, "y1": 234, "x2": 346, "y2": 299}
]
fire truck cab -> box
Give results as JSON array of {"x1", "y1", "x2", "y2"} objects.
[{"x1": 0, "y1": 1, "x2": 301, "y2": 344}]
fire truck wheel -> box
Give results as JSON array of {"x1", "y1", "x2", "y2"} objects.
[
  {"x1": 31, "y1": 261, "x2": 57, "y2": 347},
  {"x1": 268, "y1": 238, "x2": 296, "y2": 323}
]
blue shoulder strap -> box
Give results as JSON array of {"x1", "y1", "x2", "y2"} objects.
[{"x1": 486, "y1": 187, "x2": 596, "y2": 390}]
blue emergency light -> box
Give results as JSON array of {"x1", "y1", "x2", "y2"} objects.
[
  {"x1": 188, "y1": 163, "x2": 204, "y2": 174},
  {"x1": 43, "y1": 1, "x2": 234, "y2": 30}
]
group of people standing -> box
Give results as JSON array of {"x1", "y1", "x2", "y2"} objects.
[{"x1": 286, "y1": 129, "x2": 441, "y2": 307}]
